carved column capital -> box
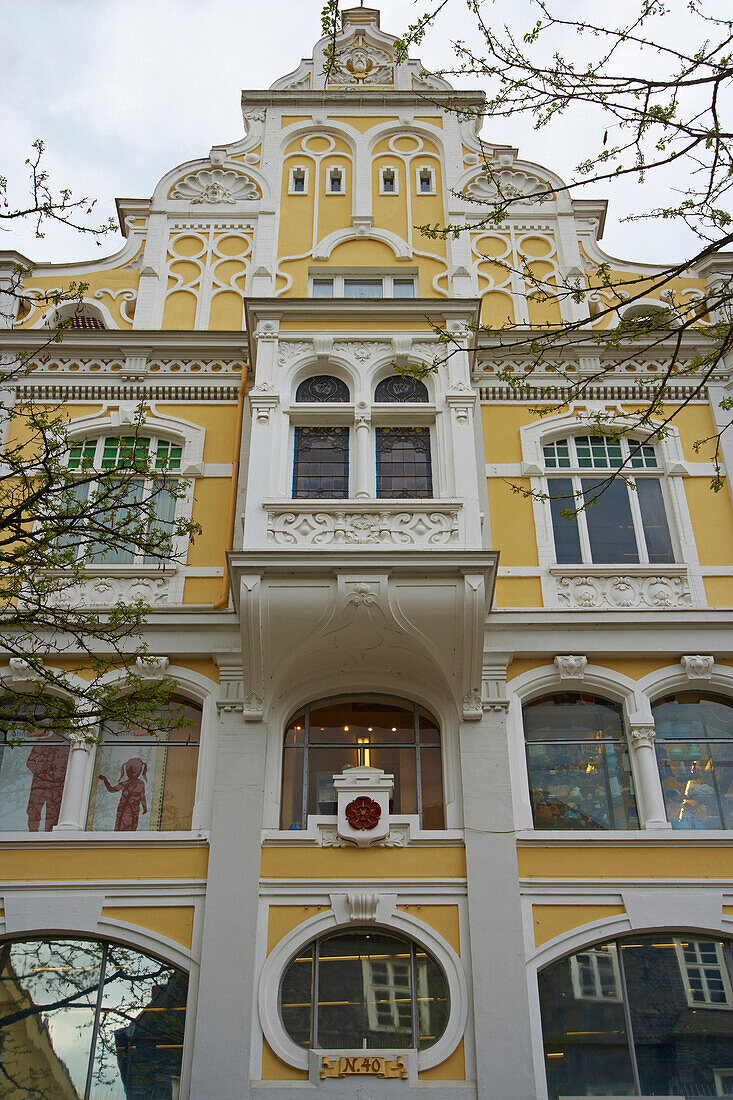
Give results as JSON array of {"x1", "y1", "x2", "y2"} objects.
[{"x1": 629, "y1": 725, "x2": 656, "y2": 750}]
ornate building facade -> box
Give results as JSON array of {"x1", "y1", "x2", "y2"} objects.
[{"x1": 1, "y1": 7, "x2": 733, "y2": 1098}]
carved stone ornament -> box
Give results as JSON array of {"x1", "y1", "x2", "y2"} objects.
[
  {"x1": 249, "y1": 383, "x2": 279, "y2": 422},
  {"x1": 265, "y1": 503, "x2": 461, "y2": 547},
  {"x1": 134, "y1": 656, "x2": 169, "y2": 681},
  {"x1": 50, "y1": 575, "x2": 174, "y2": 609},
  {"x1": 554, "y1": 571, "x2": 692, "y2": 609},
  {"x1": 345, "y1": 796, "x2": 382, "y2": 831},
  {"x1": 8, "y1": 658, "x2": 43, "y2": 687},
  {"x1": 462, "y1": 689, "x2": 483, "y2": 720},
  {"x1": 554, "y1": 655, "x2": 587, "y2": 680},
  {"x1": 466, "y1": 168, "x2": 549, "y2": 204},
  {"x1": 334, "y1": 766, "x2": 393, "y2": 847},
  {"x1": 346, "y1": 891, "x2": 379, "y2": 921},
  {"x1": 629, "y1": 726, "x2": 656, "y2": 750},
  {"x1": 328, "y1": 38, "x2": 394, "y2": 85},
  {"x1": 242, "y1": 691, "x2": 264, "y2": 720},
  {"x1": 171, "y1": 169, "x2": 259, "y2": 204},
  {"x1": 681, "y1": 654, "x2": 714, "y2": 680}
]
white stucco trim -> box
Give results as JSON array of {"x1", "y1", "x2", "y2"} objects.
[
  {"x1": 639, "y1": 661, "x2": 733, "y2": 703},
  {"x1": 257, "y1": 903, "x2": 468, "y2": 1073}
]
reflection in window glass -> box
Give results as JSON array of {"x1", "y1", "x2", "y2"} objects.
[
  {"x1": 280, "y1": 697, "x2": 444, "y2": 829},
  {"x1": 653, "y1": 693, "x2": 733, "y2": 830},
  {"x1": 87, "y1": 698, "x2": 200, "y2": 832},
  {"x1": 0, "y1": 936, "x2": 188, "y2": 1099},
  {"x1": 280, "y1": 930, "x2": 449, "y2": 1052},
  {"x1": 0, "y1": 714, "x2": 69, "y2": 832},
  {"x1": 524, "y1": 694, "x2": 638, "y2": 830},
  {"x1": 540, "y1": 933, "x2": 733, "y2": 1099}
]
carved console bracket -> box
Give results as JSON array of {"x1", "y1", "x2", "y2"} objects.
[
  {"x1": 554, "y1": 654, "x2": 587, "y2": 681},
  {"x1": 681, "y1": 654, "x2": 714, "y2": 680}
]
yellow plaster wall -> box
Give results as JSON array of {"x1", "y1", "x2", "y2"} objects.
[
  {"x1": 486, "y1": 478, "x2": 539, "y2": 565},
  {"x1": 101, "y1": 905, "x2": 195, "y2": 948},
  {"x1": 0, "y1": 845, "x2": 208, "y2": 882},
  {"x1": 156, "y1": 404, "x2": 240, "y2": 463},
  {"x1": 182, "y1": 577, "x2": 223, "y2": 604},
  {"x1": 396, "y1": 904, "x2": 460, "y2": 954},
  {"x1": 493, "y1": 577, "x2": 543, "y2": 608},
  {"x1": 17, "y1": 266, "x2": 141, "y2": 330},
  {"x1": 518, "y1": 843, "x2": 733, "y2": 880},
  {"x1": 532, "y1": 904, "x2": 626, "y2": 947},
  {"x1": 481, "y1": 405, "x2": 534, "y2": 464},
  {"x1": 419, "y1": 1040, "x2": 465, "y2": 1081},
  {"x1": 187, "y1": 479, "x2": 231, "y2": 566},
  {"x1": 260, "y1": 847, "x2": 466, "y2": 879},
  {"x1": 684, "y1": 478, "x2": 733, "y2": 566},
  {"x1": 703, "y1": 576, "x2": 733, "y2": 608},
  {"x1": 262, "y1": 1038, "x2": 308, "y2": 1081},
  {"x1": 266, "y1": 904, "x2": 330, "y2": 954}
]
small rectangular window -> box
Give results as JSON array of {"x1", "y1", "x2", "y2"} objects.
[
  {"x1": 312, "y1": 279, "x2": 334, "y2": 298},
  {"x1": 344, "y1": 279, "x2": 383, "y2": 299},
  {"x1": 380, "y1": 167, "x2": 397, "y2": 194},
  {"x1": 328, "y1": 167, "x2": 343, "y2": 193},
  {"x1": 393, "y1": 278, "x2": 415, "y2": 298},
  {"x1": 543, "y1": 439, "x2": 571, "y2": 469},
  {"x1": 418, "y1": 166, "x2": 434, "y2": 194},
  {"x1": 290, "y1": 167, "x2": 307, "y2": 194},
  {"x1": 575, "y1": 435, "x2": 623, "y2": 469}
]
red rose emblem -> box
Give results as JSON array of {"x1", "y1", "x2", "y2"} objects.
[{"x1": 345, "y1": 796, "x2": 381, "y2": 831}]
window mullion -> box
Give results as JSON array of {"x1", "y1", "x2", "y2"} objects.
[
  {"x1": 83, "y1": 940, "x2": 108, "y2": 1100},
  {"x1": 573, "y1": 475, "x2": 593, "y2": 562},
  {"x1": 616, "y1": 941, "x2": 642, "y2": 1095},
  {"x1": 626, "y1": 476, "x2": 649, "y2": 563}
]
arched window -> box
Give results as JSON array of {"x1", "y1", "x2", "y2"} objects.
[
  {"x1": 293, "y1": 375, "x2": 350, "y2": 498},
  {"x1": 0, "y1": 935, "x2": 188, "y2": 1096},
  {"x1": 87, "y1": 697, "x2": 200, "y2": 831},
  {"x1": 0, "y1": 708, "x2": 70, "y2": 832},
  {"x1": 652, "y1": 692, "x2": 733, "y2": 830},
  {"x1": 48, "y1": 301, "x2": 107, "y2": 329},
  {"x1": 374, "y1": 376, "x2": 432, "y2": 499},
  {"x1": 523, "y1": 693, "x2": 638, "y2": 829},
  {"x1": 280, "y1": 928, "x2": 449, "y2": 1052},
  {"x1": 544, "y1": 434, "x2": 674, "y2": 564},
  {"x1": 281, "y1": 696, "x2": 444, "y2": 829},
  {"x1": 538, "y1": 932, "x2": 733, "y2": 1099}
]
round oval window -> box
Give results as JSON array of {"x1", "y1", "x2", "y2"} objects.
[{"x1": 280, "y1": 928, "x2": 450, "y2": 1051}]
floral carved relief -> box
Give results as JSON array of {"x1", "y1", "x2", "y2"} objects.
[
  {"x1": 170, "y1": 169, "x2": 259, "y2": 203},
  {"x1": 266, "y1": 506, "x2": 461, "y2": 547},
  {"x1": 554, "y1": 572, "x2": 693, "y2": 609}
]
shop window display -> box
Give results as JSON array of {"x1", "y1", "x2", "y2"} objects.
[
  {"x1": 652, "y1": 692, "x2": 733, "y2": 829},
  {"x1": 0, "y1": 711, "x2": 70, "y2": 832},
  {"x1": 523, "y1": 693, "x2": 638, "y2": 830}
]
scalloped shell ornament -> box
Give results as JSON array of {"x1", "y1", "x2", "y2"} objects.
[{"x1": 170, "y1": 169, "x2": 258, "y2": 204}]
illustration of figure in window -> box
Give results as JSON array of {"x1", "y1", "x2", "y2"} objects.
[
  {"x1": 100, "y1": 756, "x2": 148, "y2": 831},
  {"x1": 25, "y1": 742, "x2": 68, "y2": 831}
]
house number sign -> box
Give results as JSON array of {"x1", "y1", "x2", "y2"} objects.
[{"x1": 320, "y1": 1055, "x2": 408, "y2": 1079}]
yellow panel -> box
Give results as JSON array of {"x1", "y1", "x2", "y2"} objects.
[
  {"x1": 480, "y1": 291, "x2": 515, "y2": 327},
  {"x1": 209, "y1": 290, "x2": 244, "y2": 330},
  {"x1": 261, "y1": 1037, "x2": 309, "y2": 1080},
  {"x1": 414, "y1": 116, "x2": 443, "y2": 128},
  {"x1": 327, "y1": 115, "x2": 398, "y2": 132},
  {"x1": 182, "y1": 577, "x2": 224, "y2": 605},
  {"x1": 419, "y1": 1039, "x2": 465, "y2": 1081},
  {"x1": 327, "y1": 238, "x2": 403, "y2": 267},
  {"x1": 593, "y1": 658, "x2": 683, "y2": 679},
  {"x1": 0, "y1": 846, "x2": 208, "y2": 881},
  {"x1": 494, "y1": 577, "x2": 543, "y2": 608},
  {"x1": 281, "y1": 115, "x2": 311, "y2": 126},
  {"x1": 266, "y1": 904, "x2": 330, "y2": 954},
  {"x1": 507, "y1": 658, "x2": 549, "y2": 681},
  {"x1": 260, "y1": 847, "x2": 466, "y2": 879},
  {"x1": 162, "y1": 290, "x2": 197, "y2": 329},
  {"x1": 486, "y1": 479, "x2": 539, "y2": 565},
  {"x1": 521, "y1": 236, "x2": 554, "y2": 259},
  {"x1": 518, "y1": 844, "x2": 733, "y2": 879},
  {"x1": 532, "y1": 904, "x2": 626, "y2": 947},
  {"x1": 481, "y1": 405, "x2": 534, "y2": 464},
  {"x1": 685, "y1": 479, "x2": 733, "y2": 566},
  {"x1": 188, "y1": 478, "x2": 232, "y2": 566},
  {"x1": 170, "y1": 236, "x2": 203, "y2": 258},
  {"x1": 174, "y1": 658, "x2": 219, "y2": 682},
  {"x1": 396, "y1": 904, "x2": 460, "y2": 953},
  {"x1": 703, "y1": 576, "x2": 733, "y2": 607},
  {"x1": 156, "y1": 405, "x2": 240, "y2": 463},
  {"x1": 101, "y1": 905, "x2": 195, "y2": 947}
]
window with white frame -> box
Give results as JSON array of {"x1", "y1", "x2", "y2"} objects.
[
  {"x1": 416, "y1": 165, "x2": 436, "y2": 194},
  {"x1": 310, "y1": 273, "x2": 416, "y2": 299},
  {"x1": 327, "y1": 165, "x2": 345, "y2": 193},
  {"x1": 543, "y1": 434, "x2": 674, "y2": 565},
  {"x1": 675, "y1": 938, "x2": 733, "y2": 1008},
  {"x1": 379, "y1": 165, "x2": 398, "y2": 194},
  {"x1": 64, "y1": 434, "x2": 182, "y2": 565},
  {"x1": 570, "y1": 945, "x2": 622, "y2": 1002},
  {"x1": 289, "y1": 165, "x2": 308, "y2": 194}
]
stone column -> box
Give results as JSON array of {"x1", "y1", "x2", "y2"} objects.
[
  {"x1": 460, "y1": 656, "x2": 539, "y2": 1099},
  {"x1": 628, "y1": 723, "x2": 670, "y2": 829},
  {"x1": 187, "y1": 694, "x2": 268, "y2": 1099},
  {"x1": 354, "y1": 405, "x2": 371, "y2": 498},
  {"x1": 54, "y1": 734, "x2": 93, "y2": 831}
]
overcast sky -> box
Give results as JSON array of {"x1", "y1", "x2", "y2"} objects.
[{"x1": 2, "y1": 0, "x2": 720, "y2": 269}]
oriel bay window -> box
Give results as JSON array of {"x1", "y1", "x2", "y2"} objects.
[
  {"x1": 280, "y1": 696, "x2": 444, "y2": 829},
  {"x1": 524, "y1": 693, "x2": 638, "y2": 829},
  {"x1": 0, "y1": 936, "x2": 188, "y2": 1097},
  {"x1": 652, "y1": 692, "x2": 733, "y2": 829},
  {"x1": 539, "y1": 933, "x2": 733, "y2": 1099},
  {"x1": 280, "y1": 929, "x2": 449, "y2": 1052},
  {"x1": 544, "y1": 435, "x2": 674, "y2": 564},
  {"x1": 87, "y1": 697, "x2": 201, "y2": 832},
  {"x1": 292, "y1": 375, "x2": 350, "y2": 498}
]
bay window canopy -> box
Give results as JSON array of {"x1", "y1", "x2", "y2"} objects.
[
  {"x1": 281, "y1": 696, "x2": 444, "y2": 830},
  {"x1": 280, "y1": 928, "x2": 449, "y2": 1052}
]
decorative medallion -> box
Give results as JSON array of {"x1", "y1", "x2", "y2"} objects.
[
  {"x1": 344, "y1": 796, "x2": 382, "y2": 831},
  {"x1": 170, "y1": 169, "x2": 259, "y2": 204}
]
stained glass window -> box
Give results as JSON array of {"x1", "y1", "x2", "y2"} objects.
[{"x1": 376, "y1": 427, "x2": 432, "y2": 499}]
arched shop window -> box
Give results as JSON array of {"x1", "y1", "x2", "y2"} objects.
[
  {"x1": 0, "y1": 706, "x2": 71, "y2": 832},
  {"x1": 293, "y1": 375, "x2": 350, "y2": 499},
  {"x1": 523, "y1": 693, "x2": 638, "y2": 829},
  {"x1": 87, "y1": 697, "x2": 201, "y2": 832},
  {"x1": 280, "y1": 928, "x2": 449, "y2": 1052},
  {"x1": 0, "y1": 935, "x2": 188, "y2": 1098},
  {"x1": 281, "y1": 696, "x2": 444, "y2": 829},
  {"x1": 652, "y1": 692, "x2": 733, "y2": 830},
  {"x1": 538, "y1": 932, "x2": 733, "y2": 1099}
]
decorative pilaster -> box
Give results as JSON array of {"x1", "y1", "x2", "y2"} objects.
[
  {"x1": 54, "y1": 731, "x2": 94, "y2": 832},
  {"x1": 628, "y1": 723, "x2": 670, "y2": 829},
  {"x1": 354, "y1": 403, "x2": 371, "y2": 498}
]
